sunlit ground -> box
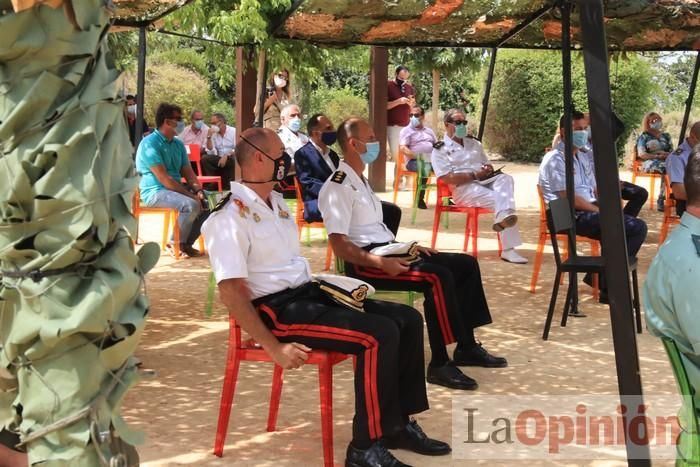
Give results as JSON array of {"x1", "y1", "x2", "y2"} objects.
[{"x1": 124, "y1": 162, "x2": 677, "y2": 466}]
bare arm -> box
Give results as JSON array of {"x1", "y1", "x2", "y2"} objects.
[
  {"x1": 150, "y1": 164, "x2": 197, "y2": 199},
  {"x1": 218, "y1": 278, "x2": 310, "y2": 369},
  {"x1": 387, "y1": 96, "x2": 409, "y2": 110},
  {"x1": 329, "y1": 233, "x2": 410, "y2": 276},
  {"x1": 556, "y1": 190, "x2": 599, "y2": 212},
  {"x1": 181, "y1": 164, "x2": 202, "y2": 190},
  {"x1": 672, "y1": 183, "x2": 687, "y2": 201},
  {"x1": 399, "y1": 145, "x2": 416, "y2": 159}
]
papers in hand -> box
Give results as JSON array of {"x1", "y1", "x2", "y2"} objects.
[{"x1": 370, "y1": 241, "x2": 422, "y2": 264}]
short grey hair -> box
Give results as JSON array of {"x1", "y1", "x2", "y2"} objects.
[
  {"x1": 190, "y1": 109, "x2": 203, "y2": 120},
  {"x1": 443, "y1": 108, "x2": 465, "y2": 124},
  {"x1": 280, "y1": 104, "x2": 300, "y2": 119},
  {"x1": 212, "y1": 112, "x2": 227, "y2": 124}
]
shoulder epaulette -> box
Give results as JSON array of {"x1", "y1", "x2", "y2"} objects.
[
  {"x1": 331, "y1": 171, "x2": 346, "y2": 184},
  {"x1": 692, "y1": 234, "x2": 700, "y2": 257},
  {"x1": 211, "y1": 192, "x2": 232, "y2": 213},
  {"x1": 433, "y1": 141, "x2": 445, "y2": 149}
]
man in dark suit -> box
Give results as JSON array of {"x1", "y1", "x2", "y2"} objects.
[
  {"x1": 294, "y1": 113, "x2": 340, "y2": 223},
  {"x1": 295, "y1": 114, "x2": 403, "y2": 235}
]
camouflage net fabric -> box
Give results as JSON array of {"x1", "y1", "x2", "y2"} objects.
[
  {"x1": 277, "y1": 0, "x2": 700, "y2": 50},
  {"x1": 0, "y1": 1, "x2": 159, "y2": 465}
]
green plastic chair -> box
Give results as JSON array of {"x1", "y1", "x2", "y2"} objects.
[
  {"x1": 661, "y1": 337, "x2": 700, "y2": 466},
  {"x1": 411, "y1": 155, "x2": 437, "y2": 224},
  {"x1": 334, "y1": 257, "x2": 417, "y2": 306}
]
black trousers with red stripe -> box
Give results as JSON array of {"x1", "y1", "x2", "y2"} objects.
[
  {"x1": 344, "y1": 251, "x2": 493, "y2": 362},
  {"x1": 254, "y1": 283, "x2": 429, "y2": 443}
]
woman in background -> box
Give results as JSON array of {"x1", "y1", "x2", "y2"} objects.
[
  {"x1": 636, "y1": 111, "x2": 673, "y2": 174},
  {"x1": 262, "y1": 69, "x2": 291, "y2": 131}
]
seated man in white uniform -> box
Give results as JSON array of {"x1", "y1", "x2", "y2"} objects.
[
  {"x1": 201, "y1": 127, "x2": 450, "y2": 467},
  {"x1": 431, "y1": 109, "x2": 527, "y2": 264}
]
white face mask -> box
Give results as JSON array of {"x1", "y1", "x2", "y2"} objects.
[
  {"x1": 127, "y1": 104, "x2": 136, "y2": 115},
  {"x1": 274, "y1": 76, "x2": 287, "y2": 88},
  {"x1": 210, "y1": 125, "x2": 220, "y2": 134}
]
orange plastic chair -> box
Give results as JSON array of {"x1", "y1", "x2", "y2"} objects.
[
  {"x1": 132, "y1": 190, "x2": 205, "y2": 259},
  {"x1": 529, "y1": 185, "x2": 599, "y2": 299},
  {"x1": 294, "y1": 178, "x2": 333, "y2": 271},
  {"x1": 659, "y1": 174, "x2": 681, "y2": 245},
  {"x1": 186, "y1": 144, "x2": 223, "y2": 191},
  {"x1": 392, "y1": 151, "x2": 418, "y2": 204},
  {"x1": 213, "y1": 314, "x2": 349, "y2": 467},
  {"x1": 430, "y1": 179, "x2": 502, "y2": 257},
  {"x1": 630, "y1": 144, "x2": 662, "y2": 210}
]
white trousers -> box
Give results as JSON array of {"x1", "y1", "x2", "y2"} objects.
[
  {"x1": 453, "y1": 173, "x2": 522, "y2": 250},
  {"x1": 387, "y1": 125, "x2": 403, "y2": 162}
]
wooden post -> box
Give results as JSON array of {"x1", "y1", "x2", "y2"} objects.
[
  {"x1": 369, "y1": 46, "x2": 388, "y2": 192},
  {"x1": 235, "y1": 46, "x2": 257, "y2": 139},
  {"x1": 431, "y1": 69, "x2": 440, "y2": 133}
]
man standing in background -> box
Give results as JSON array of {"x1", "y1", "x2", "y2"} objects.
[{"x1": 387, "y1": 65, "x2": 415, "y2": 163}]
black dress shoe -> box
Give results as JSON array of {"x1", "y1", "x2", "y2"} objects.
[
  {"x1": 426, "y1": 361, "x2": 478, "y2": 390},
  {"x1": 384, "y1": 419, "x2": 452, "y2": 456},
  {"x1": 453, "y1": 343, "x2": 508, "y2": 368},
  {"x1": 568, "y1": 309, "x2": 587, "y2": 317},
  {"x1": 345, "y1": 441, "x2": 411, "y2": 467},
  {"x1": 417, "y1": 199, "x2": 428, "y2": 210},
  {"x1": 180, "y1": 244, "x2": 202, "y2": 258}
]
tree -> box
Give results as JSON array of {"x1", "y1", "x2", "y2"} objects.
[{"x1": 391, "y1": 47, "x2": 483, "y2": 130}]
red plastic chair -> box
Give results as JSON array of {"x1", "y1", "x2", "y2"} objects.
[
  {"x1": 213, "y1": 314, "x2": 349, "y2": 467},
  {"x1": 431, "y1": 179, "x2": 501, "y2": 257},
  {"x1": 294, "y1": 178, "x2": 333, "y2": 271},
  {"x1": 186, "y1": 144, "x2": 223, "y2": 191}
]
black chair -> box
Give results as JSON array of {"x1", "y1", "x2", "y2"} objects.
[{"x1": 542, "y1": 198, "x2": 642, "y2": 340}]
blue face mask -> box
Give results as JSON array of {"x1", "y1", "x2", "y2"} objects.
[
  {"x1": 572, "y1": 130, "x2": 589, "y2": 148},
  {"x1": 175, "y1": 121, "x2": 186, "y2": 134},
  {"x1": 288, "y1": 117, "x2": 302, "y2": 132},
  {"x1": 360, "y1": 141, "x2": 381, "y2": 164},
  {"x1": 454, "y1": 123, "x2": 467, "y2": 138},
  {"x1": 409, "y1": 116, "x2": 420, "y2": 128},
  {"x1": 194, "y1": 119, "x2": 204, "y2": 130},
  {"x1": 650, "y1": 120, "x2": 663, "y2": 130}
]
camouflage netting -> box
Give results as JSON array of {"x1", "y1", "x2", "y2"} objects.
[
  {"x1": 277, "y1": 0, "x2": 700, "y2": 50},
  {"x1": 112, "y1": 0, "x2": 190, "y2": 24},
  {"x1": 0, "y1": 1, "x2": 159, "y2": 465}
]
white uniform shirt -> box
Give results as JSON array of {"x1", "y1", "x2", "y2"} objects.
[
  {"x1": 431, "y1": 134, "x2": 489, "y2": 178},
  {"x1": 319, "y1": 161, "x2": 394, "y2": 247},
  {"x1": 211, "y1": 125, "x2": 237, "y2": 157},
  {"x1": 538, "y1": 145, "x2": 597, "y2": 204},
  {"x1": 278, "y1": 125, "x2": 309, "y2": 161},
  {"x1": 202, "y1": 182, "x2": 311, "y2": 299}
]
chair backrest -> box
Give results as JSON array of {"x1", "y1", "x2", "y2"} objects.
[
  {"x1": 187, "y1": 144, "x2": 203, "y2": 175},
  {"x1": 661, "y1": 338, "x2": 700, "y2": 458},
  {"x1": 293, "y1": 177, "x2": 305, "y2": 223},
  {"x1": 537, "y1": 185, "x2": 547, "y2": 225},
  {"x1": 548, "y1": 197, "x2": 574, "y2": 234}
]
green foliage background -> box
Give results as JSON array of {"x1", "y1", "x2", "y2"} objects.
[{"x1": 482, "y1": 50, "x2": 655, "y2": 162}]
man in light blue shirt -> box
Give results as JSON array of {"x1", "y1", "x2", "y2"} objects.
[
  {"x1": 666, "y1": 121, "x2": 700, "y2": 217},
  {"x1": 539, "y1": 110, "x2": 647, "y2": 304},
  {"x1": 645, "y1": 148, "x2": 700, "y2": 406},
  {"x1": 136, "y1": 103, "x2": 207, "y2": 257}
]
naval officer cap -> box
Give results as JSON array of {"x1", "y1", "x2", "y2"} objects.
[{"x1": 314, "y1": 274, "x2": 375, "y2": 312}]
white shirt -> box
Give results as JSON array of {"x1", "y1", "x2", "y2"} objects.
[
  {"x1": 211, "y1": 125, "x2": 237, "y2": 157},
  {"x1": 319, "y1": 161, "x2": 395, "y2": 247},
  {"x1": 538, "y1": 144, "x2": 597, "y2": 204},
  {"x1": 431, "y1": 134, "x2": 489, "y2": 178},
  {"x1": 311, "y1": 140, "x2": 337, "y2": 171},
  {"x1": 179, "y1": 123, "x2": 209, "y2": 148},
  {"x1": 278, "y1": 125, "x2": 309, "y2": 161},
  {"x1": 202, "y1": 182, "x2": 311, "y2": 299}
]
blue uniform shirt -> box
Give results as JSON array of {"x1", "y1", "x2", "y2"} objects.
[
  {"x1": 644, "y1": 212, "x2": 700, "y2": 405},
  {"x1": 136, "y1": 130, "x2": 189, "y2": 205},
  {"x1": 667, "y1": 139, "x2": 693, "y2": 185},
  {"x1": 538, "y1": 142, "x2": 596, "y2": 204}
]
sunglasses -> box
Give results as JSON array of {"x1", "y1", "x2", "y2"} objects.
[
  {"x1": 450, "y1": 120, "x2": 467, "y2": 126},
  {"x1": 409, "y1": 113, "x2": 422, "y2": 118}
]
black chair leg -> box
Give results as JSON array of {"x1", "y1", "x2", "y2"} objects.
[
  {"x1": 632, "y1": 269, "x2": 642, "y2": 334},
  {"x1": 543, "y1": 269, "x2": 562, "y2": 340},
  {"x1": 561, "y1": 272, "x2": 577, "y2": 327}
]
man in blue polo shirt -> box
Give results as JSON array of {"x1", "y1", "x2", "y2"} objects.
[{"x1": 136, "y1": 103, "x2": 207, "y2": 257}]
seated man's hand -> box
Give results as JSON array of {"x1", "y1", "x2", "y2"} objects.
[
  {"x1": 416, "y1": 245, "x2": 438, "y2": 256},
  {"x1": 269, "y1": 342, "x2": 311, "y2": 369},
  {"x1": 380, "y1": 257, "x2": 411, "y2": 276},
  {"x1": 217, "y1": 155, "x2": 228, "y2": 168}
]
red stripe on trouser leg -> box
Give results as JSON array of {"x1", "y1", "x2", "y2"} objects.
[
  {"x1": 259, "y1": 305, "x2": 383, "y2": 439},
  {"x1": 354, "y1": 267, "x2": 456, "y2": 345}
]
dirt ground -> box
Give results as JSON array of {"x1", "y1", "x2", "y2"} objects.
[{"x1": 125, "y1": 162, "x2": 677, "y2": 467}]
